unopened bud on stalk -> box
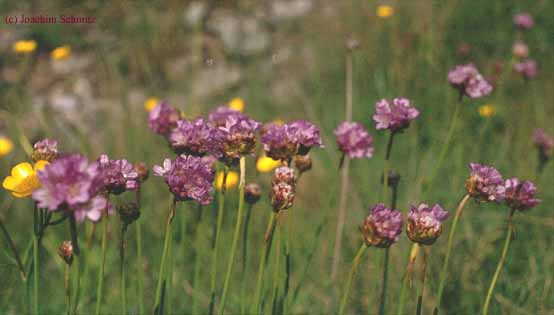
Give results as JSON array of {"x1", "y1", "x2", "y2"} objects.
[
  {"x1": 381, "y1": 170, "x2": 400, "y2": 188},
  {"x1": 294, "y1": 154, "x2": 312, "y2": 174},
  {"x1": 134, "y1": 162, "x2": 149, "y2": 182},
  {"x1": 58, "y1": 241, "x2": 74, "y2": 265},
  {"x1": 118, "y1": 202, "x2": 141, "y2": 227},
  {"x1": 245, "y1": 183, "x2": 261, "y2": 205},
  {"x1": 345, "y1": 37, "x2": 359, "y2": 51}
]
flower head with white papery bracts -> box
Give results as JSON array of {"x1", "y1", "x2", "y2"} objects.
[
  {"x1": 448, "y1": 63, "x2": 493, "y2": 99},
  {"x1": 503, "y1": 178, "x2": 540, "y2": 212},
  {"x1": 407, "y1": 204, "x2": 449, "y2": 245},
  {"x1": 98, "y1": 154, "x2": 139, "y2": 195},
  {"x1": 270, "y1": 166, "x2": 296, "y2": 212},
  {"x1": 360, "y1": 204, "x2": 403, "y2": 248},
  {"x1": 373, "y1": 98, "x2": 420, "y2": 133},
  {"x1": 465, "y1": 163, "x2": 505, "y2": 202}
]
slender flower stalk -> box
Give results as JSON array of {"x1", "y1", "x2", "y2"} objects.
[
  {"x1": 219, "y1": 157, "x2": 247, "y2": 314},
  {"x1": 69, "y1": 216, "x2": 81, "y2": 315},
  {"x1": 240, "y1": 184, "x2": 261, "y2": 313},
  {"x1": 209, "y1": 167, "x2": 228, "y2": 314},
  {"x1": 32, "y1": 205, "x2": 40, "y2": 315},
  {"x1": 0, "y1": 216, "x2": 26, "y2": 279},
  {"x1": 95, "y1": 196, "x2": 110, "y2": 315},
  {"x1": 136, "y1": 220, "x2": 144, "y2": 315},
  {"x1": 253, "y1": 212, "x2": 278, "y2": 313},
  {"x1": 65, "y1": 263, "x2": 71, "y2": 315},
  {"x1": 338, "y1": 244, "x2": 368, "y2": 315},
  {"x1": 154, "y1": 198, "x2": 177, "y2": 314},
  {"x1": 416, "y1": 247, "x2": 429, "y2": 315},
  {"x1": 269, "y1": 224, "x2": 282, "y2": 313},
  {"x1": 397, "y1": 243, "x2": 420, "y2": 315},
  {"x1": 120, "y1": 226, "x2": 127, "y2": 315}
]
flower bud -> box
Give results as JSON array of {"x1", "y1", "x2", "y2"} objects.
[
  {"x1": 244, "y1": 183, "x2": 261, "y2": 205},
  {"x1": 294, "y1": 154, "x2": 312, "y2": 174},
  {"x1": 512, "y1": 41, "x2": 529, "y2": 59},
  {"x1": 270, "y1": 182, "x2": 295, "y2": 212},
  {"x1": 273, "y1": 166, "x2": 296, "y2": 186},
  {"x1": 134, "y1": 162, "x2": 149, "y2": 182},
  {"x1": 32, "y1": 139, "x2": 58, "y2": 162},
  {"x1": 381, "y1": 170, "x2": 400, "y2": 188},
  {"x1": 58, "y1": 241, "x2": 74, "y2": 265},
  {"x1": 118, "y1": 202, "x2": 141, "y2": 226}
]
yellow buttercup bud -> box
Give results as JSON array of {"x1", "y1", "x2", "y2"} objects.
[{"x1": 0, "y1": 137, "x2": 14, "y2": 157}]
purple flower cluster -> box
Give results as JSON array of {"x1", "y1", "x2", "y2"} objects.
[
  {"x1": 98, "y1": 154, "x2": 139, "y2": 195},
  {"x1": 214, "y1": 111, "x2": 261, "y2": 163},
  {"x1": 514, "y1": 12, "x2": 534, "y2": 29},
  {"x1": 148, "y1": 101, "x2": 180, "y2": 136},
  {"x1": 514, "y1": 59, "x2": 538, "y2": 80},
  {"x1": 33, "y1": 154, "x2": 112, "y2": 223},
  {"x1": 32, "y1": 138, "x2": 58, "y2": 162},
  {"x1": 153, "y1": 154, "x2": 215, "y2": 205},
  {"x1": 270, "y1": 166, "x2": 296, "y2": 211},
  {"x1": 208, "y1": 106, "x2": 242, "y2": 127},
  {"x1": 373, "y1": 98, "x2": 420, "y2": 132},
  {"x1": 407, "y1": 204, "x2": 449, "y2": 245},
  {"x1": 533, "y1": 129, "x2": 554, "y2": 159},
  {"x1": 261, "y1": 121, "x2": 323, "y2": 162},
  {"x1": 448, "y1": 63, "x2": 493, "y2": 99},
  {"x1": 465, "y1": 163, "x2": 505, "y2": 202},
  {"x1": 169, "y1": 118, "x2": 220, "y2": 156},
  {"x1": 504, "y1": 178, "x2": 540, "y2": 211},
  {"x1": 334, "y1": 122, "x2": 374, "y2": 159},
  {"x1": 360, "y1": 204, "x2": 403, "y2": 248}
]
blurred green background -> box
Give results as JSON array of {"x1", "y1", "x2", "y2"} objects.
[{"x1": 0, "y1": 1, "x2": 553, "y2": 314}]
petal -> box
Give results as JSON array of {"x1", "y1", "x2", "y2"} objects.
[
  {"x1": 2, "y1": 176, "x2": 20, "y2": 191},
  {"x1": 11, "y1": 162, "x2": 34, "y2": 179},
  {"x1": 12, "y1": 190, "x2": 32, "y2": 198}
]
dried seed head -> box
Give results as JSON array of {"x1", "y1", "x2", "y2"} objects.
[
  {"x1": 244, "y1": 183, "x2": 262, "y2": 205},
  {"x1": 293, "y1": 154, "x2": 312, "y2": 174},
  {"x1": 58, "y1": 241, "x2": 74, "y2": 265}
]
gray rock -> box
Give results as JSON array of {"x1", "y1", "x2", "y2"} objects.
[
  {"x1": 183, "y1": 2, "x2": 208, "y2": 27},
  {"x1": 191, "y1": 61, "x2": 242, "y2": 98},
  {"x1": 269, "y1": 0, "x2": 313, "y2": 22},
  {"x1": 208, "y1": 12, "x2": 270, "y2": 56}
]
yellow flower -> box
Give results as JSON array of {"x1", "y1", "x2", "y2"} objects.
[
  {"x1": 144, "y1": 97, "x2": 159, "y2": 112},
  {"x1": 50, "y1": 45, "x2": 71, "y2": 60},
  {"x1": 478, "y1": 104, "x2": 495, "y2": 117},
  {"x1": 13, "y1": 40, "x2": 37, "y2": 54},
  {"x1": 2, "y1": 160, "x2": 49, "y2": 198},
  {"x1": 256, "y1": 155, "x2": 281, "y2": 173},
  {"x1": 215, "y1": 171, "x2": 239, "y2": 190},
  {"x1": 376, "y1": 5, "x2": 394, "y2": 18},
  {"x1": 228, "y1": 97, "x2": 245, "y2": 112},
  {"x1": 272, "y1": 119, "x2": 285, "y2": 126},
  {"x1": 0, "y1": 137, "x2": 14, "y2": 157}
]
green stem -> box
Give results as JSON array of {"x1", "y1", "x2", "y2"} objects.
[
  {"x1": 283, "y1": 209, "x2": 292, "y2": 312},
  {"x1": 270, "y1": 225, "x2": 282, "y2": 314},
  {"x1": 0, "y1": 216, "x2": 26, "y2": 279},
  {"x1": 95, "y1": 200, "x2": 110, "y2": 315},
  {"x1": 482, "y1": 211, "x2": 515, "y2": 315},
  {"x1": 219, "y1": 157, "x2": 246, "y2": 314},
  {"x1": 209, "y1": 167, "x2": 228, "y2": 314},
  {"x1": 253, "y1": 212, "x2": 278, "y2": 313},
  {"x1": 70, "y1": 217, "x2": 81, "y2": 315},
  {"x1": 397, "y1": 243, "x2": 420, "y2": 315},
  {"x1": 136, "y1": 221, "x2": 144, "y2": 315},
  {"x1": 65, "y1": 264, "x2": 71, "y2": 315},
  {"x1": 416, "y1": 247, "x2": 428, "y2": 315},
  {"x1": 121, "y1": 226, "x2": 127, "y2": 315},
  {"x1": 167, "y1": 224, "x2": 174, "y2": 315},
  {"x1": 240, "y1": 204, "x2": 253, "y2": 314},
  {"x1": 378, "y1": 248, "x2": 390, "y2": 315},
  {"x1": 434, "y1": 194, "x2": 471, "y2": 314},
  {"x1": 32, "y1": 231, "x2": 39, "y2": 315},
  {"x1": 338, "y1": 244, "x2": 368, "y2": 315},
  {"x1": 154, "y1": 198, "x2": 177, "y2": 314}
]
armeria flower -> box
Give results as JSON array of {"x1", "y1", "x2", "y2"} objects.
[
  {"x1": 32, "y1": 139, "x2": 58, "y2": 162},
  {"x1": 169, "y1": 118, "x2": 220, "y2": 156},
  {"x1": 3, "y1": 161, "x2": 49, "y2": 198},
  {"x1": 514, "y1": 12, "x2": 534, "y2": 29},
  {"x1": 147, "y1": 101, "x2": 180, "y2": 136},
  {"x1": 503, "y1": 178, "x2": 540, "y2": 211},
  {"x1": 215, "y1": 171, "x2": 239, "y2": 191},
  {"x1": 32, "y1": 154, "x2": 111, "y2": 222},
  {"x1": 448, "y1": 63, "x2": 493, "y2": 99},
  {"x1": 407, "y1": 204, "x2": 449, "y2": 245},
  {"x1": 153, "y1": 154, "x2": 215, "y2": 205},
  {"x1": 51, "y1": 45, "x2": 71, "y2": 61},
  {"x1": 514, "y1": 59, "x2": 538, "y2": 80},
  {"x1": 465, "y1": 163, "x2": 505, "y2": 202},
  {"x1": 360, "y1": 204, "x2": 403, "y2": 248},
  {"x1": 373, "y1": 98, "x2": 420, "y2": 132},
  {"x1": 512, "y1": 41, "x2": 529, "y2": 59},
  {"x1": 270, "y1": 182, "x2": 295, "y2": 211},
  {"x1": 214, "y1": 112, "x2": 261, "y2": 164},
  {"x1": 288, "y1": 120, "x2": 323, "y2": 155},
  {"x1": 272, "y1": 166, "x2": 296, "y2": 186},
  {"x1": 256, "y1": 154, "x2": 282, "y2": 173},
  {"x1": 118, "y1": 202, "x2": 141, "y2": 227},
  {"x1": 98, "y1": 154, "x2": 139, "y2": 195},
  {"x1": 0, "y1": 136, "x2": 14, "y2": 157},
  {"x1": 533, "y1": 129, "x2": 554, "y2": 160},
  {"x1": 261, "y1": 123, "x2": 298, "y2": 161},
  {"x1": 208, "y1": 106, "x2": 242, "y2": 127},
  {"x1": 334, "y1": 122, "x2": 374, "y2": 159},
  {"x1": 245, "y1": 183, "x2": 262, "y2": 204}
]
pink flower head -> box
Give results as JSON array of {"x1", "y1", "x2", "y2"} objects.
[
  {"x1": 334, "y1": 122, "x2": 374, "y2": 159},
  {"x1": 373, "y1": 98, "x2": 420, "y2": 132},
  {"x1": 504, "y1": 178, "x2": 540, "y2": 211},
  {"x1": 514, "y1": 12, "x2": 534, "y2": 29},
  {"x1": 448, "y1": 63, "x2": 493, "y2": 99},
  {"x1": 465, "y1": 163, "x2": 505, "y2": 202},
  {"x1": 361, "y1": 204, "x2": 403, "y2": 248},
  {"x1": 514, "y1": 59, "x2": 538, "y2": 80},
  {"x1": 148, "y1": 101, "x2": 180, "y2": 136},
  {"x1": 98, "y1": 154, "x2": 139, "y2": 195}
]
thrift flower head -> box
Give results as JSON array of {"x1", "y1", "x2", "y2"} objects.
[
  {"x1": 13, "y1": 40, "x2": 37, "y2": 54},
  {"x1": 407, "y1": 204, "x2": 449, "y2": 245},
  {"x1": 376, "y1": 5, "x2": 394, "y2": 18},
  {"x1": 504, "y1": 178, "x2": 540, "y2": 211},
  {"x1": 261, "y1": 123, "x2": 298, "y2": 161},
  {"x1": 514, "y1": 12, "x2": 534, "y2": 29},
  {"x1": 153, "y1": 154, "x2": 215, "y2": 205},
  {"x1": 208, "y1": 106, "x2": 242, "y2": 127},
  {"x1": 148, "y1": 101, "x2": 180, "y2": 136},
  {"x1": 514, "y1": 59, "x2": 538, "y2": 80},
  {"x1": 288, "y1": 120, "x2": 323, "y2": 155},
  {"x1": 478, "y1": 104, "x2": 495, "y2": 117},
  {"x1": 256, "y1": 155, "x2": 281, "y2": 173},
  {"x1": 373, "y1": 98, "x2": 420, "y2": 132},
  {"x1": 51, "y1": 45, "x2": 71, "y2": 60},
  {"x1": 533, "y1": 129, "x2": 554, "y2": 159},
  {"x1": 3, "y1": 161, "x2": 48, "y2": 198},
  {"x1": 215, "y1": 171, "x2": 238, "y2": 190},
  {"x1": 98, "y1": 154, "x2": 139, "y2": 195},
  {"x1": 273, "y1": 166, "x2": 296, "y2": 186},
  {"x1": 214, "y1": 112, "x2": 261, "y2": 164},
  {"x1": 448, "y1": 63, "x2": 493, "y2": 99},
  {"x1": 144, "y1": 97, "x2": 159, "y2": 112},
  {"x1": 32, "y1": 139, "x2": 58, "y2": 162},
  {"x1": 512, "y1": 41, "x2": 529, "y2": 59},
  {"x1": 465, "y1": 163, "x2": 505, "y2": 202},
  {"x1": 169, "y1": 118, "x2": 220, "y2": 156},
  {"x1": 0, "y1": 137, "x2": 14, "y2": 157},
  {"x1": 228, "y1": 98, "x2": 245, "y2": 112},
  {"x1": 271, "y1": 182, "x2": 295, "y2": 212},
  {"x1": 245, "y1": 183, "x2": 261, "y2": 204},
  {"x1": 334, "y1": 122, "x2": 374, "y2": 159},
  {"x1": 361, "y1": 204, "x2": 403, "y2": 248},
  {"x1": 32, "y1": 154, "x2": 111, "y2": 222}
]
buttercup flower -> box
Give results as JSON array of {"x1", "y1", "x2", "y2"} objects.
[
  {"x1": 51, "y1": 45, "x2": 71, "y2": 60},
  {"x1": 334, "y1": 122, "x2": 374, "y2": 159},
  {"x1": 32, "y1": 139, "x2": 58, "y2": 162},
  {"x1": 376, "y1": 5, "x2": 394, "y2": 18},
  {"x1": 228, "y1": 98, "x2": 245, "y2": 112},
  {"x1": 245, "y1": 183, "x2": 262, "y2": 204},
  {"x1": 32, "y1": 154, "x2": 111, "y2": 222},
  {"x1": 533, "y1": 129, "x2": 554, "y2": 160},
  {"x1": 512, "y1": 41, "x2": 529, "y2": 59},
  {"x1": 144, "y1": 97, "x2": 159, "y2": 112},
  {"x1": 215, "y1": 171, "x2": 239, "y2": 190},
  {"x1": 478, "y1": 104, "x2": 495, "y2": 117},
  {"x1": 256, "y1": 155, "x2": 281, "y2": 173},
  {"x1": 208, "y1": 106, "x2": 242, "y2": 127},
  {"x1": 148, "y1": 101, "x2": 180, "y2": 136},
  {"x1": 288, "y1": 120, "x2": 323, "y2": 155},
  {"x1": 465, "y1": 163, "x2": 505, "y2": 202},
  {"x1": 514, "y1": 12, "x2": 534, "y2": 29},
  {"x1": 360, "y1": 204, "x2": 403, "y2": 248},
  {"x1": 169, "y1": 118, "x2": 220, "y2": 156},
  {"x1": 213, "y1": 112, "x2": 261, "y2": 164},
  {"x1": 407, "y1": 204, "x2": 449, "y2": 245},
  {"x1": 153, "y1": 154, "x2": 215, "y2": 205},
  {"x1": 98, "y1": 154, "x2": 139, "y2": 195},
  {"x1": 3, "y1": 161, "x2": 49, "y2": 198},
  {"x1": 13, "y1": 40, "x2": 37, "y2": 54},
  {"x1": 0, "y1": 136, "x2": 14, "y2": 157},
  {"x1": 373, "y1": 98, "x2": 420, "y2": 132},
  {"x1": 514, "y1": 59, "x2": 538, "y2": 80},
  {"x1": 448, "y1": 63, "x2": 493, "y2": 99},
  {"x1": 503, "y1": 178, "x2": 540, "y2": 211}
]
